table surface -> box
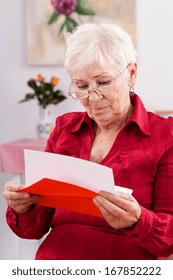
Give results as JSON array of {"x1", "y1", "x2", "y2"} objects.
[{"x1": 0, "y1": 138, "x2": 47, "y2": 174}]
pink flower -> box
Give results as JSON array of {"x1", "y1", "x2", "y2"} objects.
[{"x1": 51, "y1": 0, "x2": 77, "y2": 16}]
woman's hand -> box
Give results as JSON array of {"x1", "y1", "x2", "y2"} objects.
[
  {"x1": 93, "y1": 191, "x2": 141, "y2": 229},
  {"x1": 3, "y1": 180, "x2": 39, "y2": 214}
]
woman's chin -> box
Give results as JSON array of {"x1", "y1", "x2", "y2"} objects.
[{"x1": 92, "y1": 113, "x2": 114, "y2": 126}]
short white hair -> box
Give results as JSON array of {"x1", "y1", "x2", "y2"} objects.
[{"x1": 64, "y1": 22, "x2": 137, "y2": 74}]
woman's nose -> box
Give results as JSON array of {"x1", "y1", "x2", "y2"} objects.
[{"x1": 88, "y1": 89, "x2": 103, "y2": 101}]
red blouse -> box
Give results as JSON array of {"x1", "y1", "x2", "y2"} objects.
[{"x1": 6, "y1": 94, "x2": 173, "y2": 259}]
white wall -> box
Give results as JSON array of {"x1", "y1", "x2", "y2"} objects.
[
  {"x1": 1, "y1": 0, "x2": 173, "y2": 259},
  {"x1": 135, "y1": 0, "x2": 173, "y2": 110}
]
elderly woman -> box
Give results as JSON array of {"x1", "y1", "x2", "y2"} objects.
[{"x1": 3, "y1": 22, "x2": 173, "y2": 260}]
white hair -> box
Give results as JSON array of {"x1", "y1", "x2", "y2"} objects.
[{"x1": 64, "y1": 22, "x2": 137, "y2": 74}]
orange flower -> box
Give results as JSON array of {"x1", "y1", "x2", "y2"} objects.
[
  {"x1": 37, "y1": 74, "x2": 44, "y2": 82},
  {"x1": 19, "y1": 74, "x2": 66, "y2": 109},
  {"x1": 51, "y1": 76, "x2": 59, "y2": 85}
]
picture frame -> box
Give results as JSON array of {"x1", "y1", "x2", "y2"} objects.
[{"x1": 26, "y1": 0, "x2": 136, "y2": 65}]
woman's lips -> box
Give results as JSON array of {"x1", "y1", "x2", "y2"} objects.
[{"x1": 92, "y1": 106, "x2": 109, "y2": 111}]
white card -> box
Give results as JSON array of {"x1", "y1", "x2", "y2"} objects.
[
  {"x1": 24, "y1": 150, "x2": 115, "y2": 194},
  {"x1": 24, "y1": 150, "x2": 133, "y2": 195}
]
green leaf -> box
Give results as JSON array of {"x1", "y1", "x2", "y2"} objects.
[
  {"x1": 75, "y1": 0, "x2": 95, "y2": 16},
  {"x1": 65, "y1": 18, "x2": 71, "y2": 33},
  {"x1": 67, "y1": 16, "x2": 78, "y2": 28},
  {"x1": 58, "y1": 95, "x2": 67, "y2": 101},
  {"x1": 43, "y1": 82, "x2": 53, "y2": 91},
  {"x1": 51, "y1": 95, "x2": 66, "y2": 105},
  {"x1": 59, "y1": 17, "x2": 77, "y2": 33},
  {"x1": 19, "y1": 93, "x2": 35, "y2": 103},
  {"x1": 75, "y1": 6, "x2": 95, "y2": 16},
  {"x1": 27, "y1": 80, "x2": 38, "y2": 91},
  {"x1": 65, "y1": 17, "x2": 77, "y2": 32},
  {"x1": 76, "y1": 0, "x2": 83, "y2": 6},
  {"x1": 59, "y1": 19, "x2": 68, "y2": 33},
  {"x1": 54, "y1": 90, "x2": 64, "y2": 95},
  {"x1": 48, "y1": 12, "x2": 59, "y2": 25}
]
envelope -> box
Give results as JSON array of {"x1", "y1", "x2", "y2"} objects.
[{"x1": 19, "y1": 177, "x2": 102, "y2": 217}]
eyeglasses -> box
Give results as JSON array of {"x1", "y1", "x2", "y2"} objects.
[{"x1": 68, "y1": 67, "x2": 128, "y2": 100}]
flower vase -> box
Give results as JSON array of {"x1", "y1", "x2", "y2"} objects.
[{"x1": 36, "y1": 106, "x2": 54, "y2": 139}]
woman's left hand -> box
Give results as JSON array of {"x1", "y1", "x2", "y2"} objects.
[{"x1": 93, "y1": 191, "x2": 141, "y2": 229}]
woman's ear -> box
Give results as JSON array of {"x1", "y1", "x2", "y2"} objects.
[{"x1": 128, "y1": 63, "x2": 137, "y2": 88}]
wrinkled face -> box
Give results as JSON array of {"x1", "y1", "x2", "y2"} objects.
[{"x1": 70, "y1": 61, "x2": 137, "y2": 127}]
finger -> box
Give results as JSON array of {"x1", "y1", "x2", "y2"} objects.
[
  {"x1": 4, "y1": 181, "x2": 30, "y2": 201},
  {"x1": 5, "y1": 181, "x2": 25, "y2": 191},
  {"x1": 7, "y1": 195, "x2": 39, "y2": 207},
  {"x1": 8, "y1": 200, "x2": 15, "y2": 206},
  {"x1": 93, "y1": 195, "x2": 126, "y2": 217},
  {"x1": 99, "y1": 191, "x2": 134, "y2": 210},
  {"x1": 93, "y1": 197, "x2": 114, "y2": 217},
  {"x1": 100, "y1": 191, "x2": 133, "y2": 200},
  {"x1": 5, "y1": 191, "x2": 30, "y2": 201}
]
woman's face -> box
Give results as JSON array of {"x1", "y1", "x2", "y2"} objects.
[{"x1": 71, "y1": 61, "x2": 137, "y2": 128}]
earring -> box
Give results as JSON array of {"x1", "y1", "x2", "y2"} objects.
[{"x1": 129, "y1": 87, "x2": 134, "y2": 96}]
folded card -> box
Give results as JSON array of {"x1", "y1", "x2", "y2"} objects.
[{"x1": 18, "y1": 150, "x2": 132, "y2": 217}]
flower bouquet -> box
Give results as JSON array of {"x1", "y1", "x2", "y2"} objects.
[{"x1": 19, "y1": 74, "x2": 66, "y2": 109}]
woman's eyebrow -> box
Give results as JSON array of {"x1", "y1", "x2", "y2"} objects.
[
  {"x1": 73, "y1": 79, "x2": 86, "y2": 82},
  {"x1": 73, "y1": 73, "x2": 111, "y2": 81},
  {"x1": 92, "y1": 72, "x2": 110, "y2": 78}
]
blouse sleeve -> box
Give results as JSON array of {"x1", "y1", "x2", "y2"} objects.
[
  {"x1": 6, "y1": 205, "x2": 55, "y2": 239},
  {"x1": 126, "y1": 119, "x2": 173, "y2": 257}
]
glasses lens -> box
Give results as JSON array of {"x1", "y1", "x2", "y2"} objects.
[
  {"x1": 69, "y1": 82, "x2": 89, "y2": 99},
  {"x1": 97, "y1": 85, "x2": 114, "y2": 95},
  {"x1": 71, "y1": 91, "x2": 89, "y2": 100}
]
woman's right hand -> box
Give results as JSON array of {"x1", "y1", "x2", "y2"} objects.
[{"x1": 3, "y1": 180, "x2": 39, "y2": 213}]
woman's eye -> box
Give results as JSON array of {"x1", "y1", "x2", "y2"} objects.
[
  {"x1": 98, "y1": 81, "x2": 110, "y2": 86},
  {"x1": 77, "y1": 85, "x2": 88, "y2": 90}
]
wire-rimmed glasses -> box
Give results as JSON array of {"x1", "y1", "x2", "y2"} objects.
[{"x1": 68, "y1": 67, "x2": 128, "y2": 100}]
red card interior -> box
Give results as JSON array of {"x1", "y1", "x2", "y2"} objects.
[{"x1": 18, "y1": 178, "x2": 102, "y2": 217}]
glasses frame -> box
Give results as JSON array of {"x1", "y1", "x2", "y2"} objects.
[{"x1": 68, "y1": 66, "x2": 128, "y2": 100}]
